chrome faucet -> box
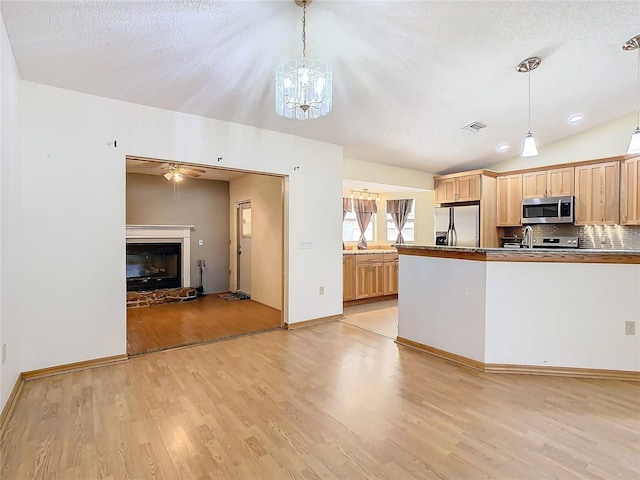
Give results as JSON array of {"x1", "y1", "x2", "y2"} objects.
[{"x1": 522, "y1": 225, "x2": 533, "y2": 249}]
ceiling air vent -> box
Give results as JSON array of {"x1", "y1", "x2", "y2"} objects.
[{"x1": 462, "y1": 121, "x2": 487, "y2": 134}]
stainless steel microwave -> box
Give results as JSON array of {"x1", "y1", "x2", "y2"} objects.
[{"x1": 521, "y1": 196, "x2": 574, "y2": 224}]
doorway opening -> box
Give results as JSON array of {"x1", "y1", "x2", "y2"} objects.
[{"x1": 125, "y1": 156, "x2": 285, "y2": 355}]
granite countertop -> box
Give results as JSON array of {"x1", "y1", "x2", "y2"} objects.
[
  {"x1": 394, "y1": 244, "x2": 640, "y2": 264},
  {"x1": 395, "y1": 245, "x2": 640, "y2": 254},
  {"x1": 342, "y1": 249, "x2": 397, "y2": 255}
]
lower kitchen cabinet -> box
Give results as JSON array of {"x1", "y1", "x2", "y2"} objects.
[
  {"x1": 343, "y1": 254, "x2": 356, "y2": 301},
  {"x1": 355, "y1": 256, "x2": 384, "y2": 299},
  {"x1": 344, "y1": 252, "x2": 398, "y2": 302},
  {"x1": 383, "y1": 253, "x2": 399, "y2": 295}
]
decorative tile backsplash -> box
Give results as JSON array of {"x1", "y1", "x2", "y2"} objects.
[{"x1": 503, "y1": 224, "x2": 640, "y2": 250}]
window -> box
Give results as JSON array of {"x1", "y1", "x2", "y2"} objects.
[
  {"x1": 343, "y1": 211, "x2": 375, "y2": 242},
  {"x1": 386, "y1": 203, "x2": 415, "y2": 242}
]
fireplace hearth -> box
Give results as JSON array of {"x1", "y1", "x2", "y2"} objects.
[{"x1": 126, "y1": 243, "x2": 181, "y2": 292}]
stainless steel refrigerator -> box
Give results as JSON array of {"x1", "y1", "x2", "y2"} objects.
[{"x1": 434, "y1": 205, "x2": 480, "y2": 247}]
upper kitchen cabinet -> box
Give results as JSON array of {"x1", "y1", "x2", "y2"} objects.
[
  {"x1": 496, "y1": 174, "x2": 523, "y2": 226},
  {"x1": 433, "y1": 170, "x2": 498, "y2": 247},
  {"x1": 574, "y1": 161, "x2": 620, "y2": 225},
  {"x1": 621, "y1": 156, "x2": 640, "y2": 225},
  {"x1": 522, "y1": 167, "x2": 574, "y2": 198},
  {"x1": 435, "y1": 173, "x2": 481, "y2": 203}
]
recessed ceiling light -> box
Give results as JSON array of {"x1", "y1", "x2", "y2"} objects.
[
  {"x1": 568, "y1": 114, "x2": 584, "y2": 124},
  {"x1": 497, "y1": 144, "x2": 510, "y2": 152}
]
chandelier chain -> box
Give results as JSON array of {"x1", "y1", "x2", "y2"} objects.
[{"x1": 302, "y1": 0, "x2": 307, "y2": 58}]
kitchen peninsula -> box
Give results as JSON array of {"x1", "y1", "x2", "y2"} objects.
[{"x1": 396, "y1": 245, "x2": 640, "y2": 380}]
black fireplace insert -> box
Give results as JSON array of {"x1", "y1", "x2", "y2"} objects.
[{"x1": 126, "y1": 242, "x2": 181, "y2": 292}]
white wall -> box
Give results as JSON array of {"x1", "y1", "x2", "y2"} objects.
[
  {"x1": 11, "y1": 81, "x2": 342, "y2": 377},
  {"x1": 343, "y1": 157, "x2": 435, "y2": 188},
  {"x1": 485, "y1": 262, "x2": 640, "y2": 371},
  {"x1": 229, "y1": 174, "x2": 283, "y2": 310},
  {"x1": 398, "y1": 255, "x2": 487, "y2": 362},
  {"x1": 0, "y1": 12, "x2": 20, "y2": 410},
  {"x1": 489, "y1": 112, "x2": 636, "y2": 172}
]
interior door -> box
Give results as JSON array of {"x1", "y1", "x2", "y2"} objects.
[{"x1": 237, "y1": 201, "x2": 252, "y2": 296}]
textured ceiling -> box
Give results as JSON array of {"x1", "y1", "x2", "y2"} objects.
[{"x1": 2, "y1": 1, "x2": 640, "y2": 174}]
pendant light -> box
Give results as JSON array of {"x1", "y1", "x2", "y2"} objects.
[
  {"x1": 517, "y1": 57, "x2": 541, "y2": 157},
  {"x1": 275, "y1": 0, "x2": 332, "y2": 120},
  {"x1": 624, "y1": 34, "x2": 640, "y2": 154}
]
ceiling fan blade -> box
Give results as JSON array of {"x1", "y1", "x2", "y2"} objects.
[
  {"x1": 136, "y1": 162, "x2": 170, "y2": 169},
  {"x1": 178, "y1": 167, "x2": 206, "y2": 177}
]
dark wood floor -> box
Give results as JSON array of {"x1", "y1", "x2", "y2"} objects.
[
  {"x1": 3, "y1": 321, "x2": 639, "y2": 479},
  {"x1": 127, "y1": 294, "x2": 282, "y2": 355}
]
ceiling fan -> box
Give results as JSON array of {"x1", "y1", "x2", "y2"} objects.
[{"x1": 159, "y1": 163, "x2": 207, "y2": 182}]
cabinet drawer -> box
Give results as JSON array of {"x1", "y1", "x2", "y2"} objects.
[
  {"x1": 355, "y1": 254, "x2": 383, "y2": 264},
  {"x1": 383, "y1": 253, "x2": 398, "y2": 262}
]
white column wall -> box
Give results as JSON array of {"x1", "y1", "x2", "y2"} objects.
[
  {"x1": 398, "y1": 255, "x2": 487, "y2": 362},
  {"x1": 485, "y1": 262, "x2": 640, "y2": 371},
  {"x1": 13, "y1": 81, "x2": 343, "y2": 374},
  {"x1": 0, "y1": 12, "x2": 21, "y2": 409}
]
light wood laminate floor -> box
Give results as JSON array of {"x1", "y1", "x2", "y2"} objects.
[
  {"x1": 127, "y1": 294, "x2": 282, "y2": 355},
  {"x1": 342, "y1": 299, "x2": 398, "y2": 338},
  {"x1": 2, "y1": 321, "x2": 638, "y2": 479}
]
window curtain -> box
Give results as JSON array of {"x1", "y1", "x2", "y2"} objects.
[
  {"x1": 352, "y1": 199, "x2": 377, "y2": 249},
  {"x1": 386, "y1": 199, "x2": 414, "y2": 244},
  {"x1": 342, "y1": 198, "x2": 352, "y2": 249}
]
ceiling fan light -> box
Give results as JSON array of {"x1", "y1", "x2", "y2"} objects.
[
  {"x1": 163, "y1": 171, "x2": 173, "y2": 181},
  {"x1": 522, "y1": 131, "x2": 538, "y2": 157},
  {"x1": 628, "y1": 127, "x2": 640, "y2": 154}
]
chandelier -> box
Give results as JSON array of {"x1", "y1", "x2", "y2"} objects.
[{"x1": 275, "y1": 0, "x2": 332, "y2": 120}]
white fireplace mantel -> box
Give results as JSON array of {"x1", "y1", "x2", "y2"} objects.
[{"x1": 126, "y1": 224, "x2": 194, "y2": 287}]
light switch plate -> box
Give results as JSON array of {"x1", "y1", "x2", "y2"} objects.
[{"x1": 198, "y1": 240, "x2": 204, "y2": 246}]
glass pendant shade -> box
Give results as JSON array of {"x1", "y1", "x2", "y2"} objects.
[
  {"x1": 275, "y1": 58, "x2": 332, "y2": 120},
  {"x1": 628, "y1": 127, "x2": 640, "y2": 154},
  {"x1": 522, "y1": 131, "x2": 538, "y2": 157}
]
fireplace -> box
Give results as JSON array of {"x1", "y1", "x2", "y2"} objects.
[{"x1": 126, "y1": 243, "x2": 182, "y2": 292}]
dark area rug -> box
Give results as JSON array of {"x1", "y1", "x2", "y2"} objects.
[{"x1": 218, "y1": 292, "x2": 251, "y2": 301}]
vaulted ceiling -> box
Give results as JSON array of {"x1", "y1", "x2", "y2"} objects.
[{"x1": 2, "y1": 1, "x2": 639, "y2": 174}]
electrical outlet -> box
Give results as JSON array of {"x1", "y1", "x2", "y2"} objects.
[
  {"x1": 625, "y1": 321, "x2": 636, "y2": 335},
  {"x1": 319, "y1": 286, "x2": 325, "y2": 295},
  {"x1": 2, "y1": 344, "x2": 6, "y2": 364}
]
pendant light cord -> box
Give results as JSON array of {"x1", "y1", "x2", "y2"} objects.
[
  {"x1": 528, "y1": 68, "x2": 532, "y2": 133},
  {"x1": 302, "y1": 1, "x2": 307, "y2": 58}
]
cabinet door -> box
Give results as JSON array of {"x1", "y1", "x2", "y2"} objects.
[
  {"x1": 456, "y1": 174, "x2": 481, "y2": 202},
  {"x1": 343, "y1": 255, "x2": 356, "y2": 301},
  {"x1": 383, "y1": 261, "x2": 398, "y2": 295},
  {"x1": 496, "y1": 174, "x2": 523, "y2": 226},
  {"x1": 435, "y1": 178, "x2": 456, "y2": 203},
  {"x1": 547, "y1": 167, "x2": 574, "y2": 196},
  {"x1": 522, "y1": 171, "x2": 547, "y2": 198},
  {"x1": 355, "y1": 263, "x2": 371, "y2": 299},
  {"x1": 371, "y1": 263, "x2": 385, "y2": 297},
  {"x1": 575, "y1": 162, "x2": 620, "y2": 225},
  {"x1": 621, "y1": 157, "x2": 640, "y2": 225}
]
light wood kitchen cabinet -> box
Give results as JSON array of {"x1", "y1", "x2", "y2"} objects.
[
  {"x1": 435, "y1": 174, "x2": 480, "y2": 203},
  {"x1": 621, "y1": 156, "x2": 640, "y2": 225},
  {"x1": 522, "y1": 167, "x2": 574, "y2": 198},
  {"x1": 574, "y1": 161, "x2": 620, "y2": 225},
  {"x1": 496, "y1": 174, "x2": 523, "y2": 226},
  {"x1": 547, "y1": 167, "x2": 574, "y2": 196},
  {"x1": 343, "y1": 254, "x2": 355, "y2": 301},
  {"x1": 522, "y1": 171, "x2": 547, "y2": 198},
  {"x1": 355, "y1": 255, "x2": 384, "y2": 300},
  {"x1": 383, "y1": 253, "x2": 399, "y2": 295}
]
